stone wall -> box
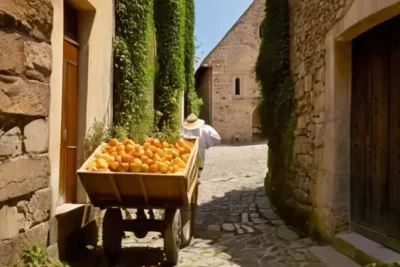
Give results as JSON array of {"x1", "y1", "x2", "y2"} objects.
[
  {"x1": 271, "y1": 0, "x2": 355, "y2": 233},
  {"x1": 197, "y1": 0, "x2": 264, "y2": 143},
  {"x1": 0, "y1": 0, "x2": 53, "y2": 265}
]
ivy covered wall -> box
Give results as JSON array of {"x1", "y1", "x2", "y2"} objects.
[
  {"x1": 184, "y1": 0, "x2": 203, "y2": 117},
  {"x1": 113, "y1": 0, "x2": 201, "y2": 141},
  {"x1": 255, "y1": 0, "x2": 299, "y2": 227}
]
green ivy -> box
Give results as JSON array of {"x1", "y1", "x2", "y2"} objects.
[
  {"x1": 183, "y1": 0, "x2": 203, "y2": 116},
  {"x1": 113, "y1": 0, "x2": 155, "y2": 142},
  {"x1": 255, "y1": 0, "x2": 296, "y2": 194},
  {"x1": 154, "y1": 0, "x2": 186, "y2": 137}
]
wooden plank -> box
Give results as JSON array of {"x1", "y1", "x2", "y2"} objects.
[
  {"x1": 369, "y1": 27, "x2": 389, "y2": 233},
  {"x1": 138, "y1": 175, "x2": 149, "y2": 205},
  {"x1": 388, "y1": 18, "x2": 400, "y2": 239},
  {"x1": 108, "y1": 175, "x2": 123, "y2": 205}
]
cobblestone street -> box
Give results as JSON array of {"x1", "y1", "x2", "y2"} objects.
[{"x1": 82, "y1": 144, "x2": 358, "y2": 267}]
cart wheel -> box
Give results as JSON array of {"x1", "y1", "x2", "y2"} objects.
[
  {"x1": 180, "y1": 183, "x2": 198, "y2": 248},
  {"x1": 164, "y1": 209, "x2": 181, "y2": 266},
  {"x1": 103, "y1": 208, "x2": 123, "y2": 265}
]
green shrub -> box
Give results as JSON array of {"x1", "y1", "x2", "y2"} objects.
[{"x1": 11, "y1": 245, "x2": 70, "y2": 267}]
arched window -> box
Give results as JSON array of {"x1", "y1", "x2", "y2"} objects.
[
  {"x1": 259, "y1": 23, "x2": 264, "y2": 39},
  {"x1": 235, "y1": 78, "x2": 241, "y2": 96}
]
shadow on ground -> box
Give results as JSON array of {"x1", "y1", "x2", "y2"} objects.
[{"x1": 68, "y1": 185, "x2": 322, "y2": 267}]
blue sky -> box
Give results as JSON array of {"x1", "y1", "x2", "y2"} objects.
[{"x1": 194, "y1": 0, "x2": 253, "y2": 69}]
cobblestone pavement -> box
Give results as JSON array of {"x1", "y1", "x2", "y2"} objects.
[{"x1": 83, "y1": 144, "x2": 331, "y2": 267}]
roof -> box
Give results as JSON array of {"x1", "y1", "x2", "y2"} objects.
[{"x1": 195, "y1": 0, "x2": 256, "y2": 74}]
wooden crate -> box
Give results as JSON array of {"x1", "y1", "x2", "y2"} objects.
[{"x1": 77, "y1": 138, "x2": 199, "y2": 210}]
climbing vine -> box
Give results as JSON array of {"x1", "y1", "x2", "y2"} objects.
[
  {"x1": 113, "y1": 0, "x2": 155, "y2": 142},
  {"x1": 184, "y1": 0, "x2": 203, "y2": 116},
  {"x1": 255, "y1": 0, "x2": 296, "y2": 192},
  {"x1": 153, "y1": 0, "x2": 186, "y2": 138}
]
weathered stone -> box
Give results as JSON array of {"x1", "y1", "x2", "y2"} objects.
[
  {"x1": 304, "y1": 75, "x2": 313, "y2": 92},
  {"x1": 0, "y1": 134, "x2": 22, "y2": 158},
  {"x1": 207, "y1": 225, "x2": 221, "y2": 232},
  {"x1": 24, "y1": 41, "x2": 52, "y2": 77},
  {"x1": 222, "y1": 223, "x2": 235, "y2": 232},
  {"x1": 0, "y1": 222, "x2": 49, "y2": 266},
  {"x1": 0, "y1": 75, "x2": 50, "y2": 116},
  {"x1": 0, "y1": 0, "x2": 53, "y2": 41},
  {"x1": 259, "y1": 209, "x2": 280, "y2": 220},
  {"x1": 276, "y1": 225, "x2": 299, "y2": 241},
  {"x1": 24, "y1": 119, "x2": 49, "y2": 153},
  {"x1": 241, "y1": 213, "x2": 249, "y2": 223},
  {"x1": 0, "y1": 205, "x2": 19, "y2": 240},
  {"x1": 0, "y1": 31, "x2": 24, "y2": 75},
  {"x1": 26, "y1": 69, "x2": 45, "y2": 82},
  {"x1": 0, "y1": 156, "x2": 50, "y2": 202},
  {"x1": 256, "y1": 196, "x2": 271, "y2": 209},
  {"x1": 26, "y1": 188, "x2": 51, "y2": 227}
]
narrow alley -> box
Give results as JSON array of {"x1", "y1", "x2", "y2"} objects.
[{"x1": 81, "y1": 144, "x2": 359, "y2": 267}]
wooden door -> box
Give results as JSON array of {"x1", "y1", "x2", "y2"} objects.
[
  {"x1": 351, "y1": 15, "x2": 400, "y2": 247},
  {"x1": 60, "y1": 38, "x2": 79, "y2": 203}
]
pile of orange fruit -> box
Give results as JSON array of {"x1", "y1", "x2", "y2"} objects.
[{"x1": 86, "y1": 137, "x2": 195, "y2": 174}]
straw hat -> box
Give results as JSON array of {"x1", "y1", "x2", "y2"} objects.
[{"x1": 183, "y1": 113, "x2": 205, "y2": 130}]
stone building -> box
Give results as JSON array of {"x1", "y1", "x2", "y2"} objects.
[
  {"x1": 195, "y1": 0, "x2": 264, "y2": 143},
  {"x1": 275, "y1": 0, "x2": 400, "y2": 263},
  {"x1": 0, "y1": 0, "x2": 114, "y2": 264}
]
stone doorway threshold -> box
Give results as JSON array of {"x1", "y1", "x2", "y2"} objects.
[{"x1": 334, "y1": 232, "x2": 400, "y2": 266}]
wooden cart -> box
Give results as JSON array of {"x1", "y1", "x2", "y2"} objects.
[{"x1": 77, "y1": 138, "x2": 199, "y2": 266}]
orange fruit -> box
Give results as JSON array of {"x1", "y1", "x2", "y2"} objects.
[
  {"x1": 110, "y1": 152, "x2": 118, "y2": 157},
  {"x1": 123, "y1": 139, "x2": 135, "y2": 146},
  {"x1": 108, "y1": 139, "x2": 119, "y2": 147},
  {"x1": 134, "y1": 144, "x2": 141, "y2": 152},
  {"x1": 181, "y1": 154, "x2": 190, "y2": 163},
  {"x1": 119, "y1": 162, "x2": 130, "y2": 172},
  {"x1": 125, "y1": 144, "x2": 135, "y2": 153},
  {"x1": 156, "y1": 148, "x2": 165, "y2": 157},
  {"x1": 96, "y1": 158, "x2": 108, "y2": 170},
  {"x1": 108, "y1": 146, "x2": 117, "y2": 153},
  {"x1": 118, "y1": 150, "x2": 126, "y2": 156},
  {"x1": 149, "y1": 164, "x2": 159, "y2": 173},
  {"x1": 153, "y1": 139, "x2": 162, "y2": 148},
  {"x1": 160, "y1": 166, "x2": 168, "y2": 174},
  {"x1": 145, "y1": 149, "x2": 154, "y2": 158},
  {"x1": 121, "y1": 154, "x2": 133, "y2": 163},
  {"x1": 143, "y1": 142, "x2": 151, "y2": 150},
  {"x1": 162, "y1": 142, "x2": 170, "y2": 149},
  {"x1": 141, "y1": 164, "x2": 149, "y2": 172},
  {"x1": 133, "y1": 158, "x2": 142, "y2": 166},
  {"x1": 168, "y1": 166, "x2": 174, "y2": 173},
  {"x1": 109, "y1": 161, "x2": 119, "y2": 171},
  {"x1": 164, "y1": 154, "x2": 173, "y2": 161},
  {"x1": 149, "y1": 145, "x2": 157, "y2": 154},
  {"x1": 116, "y1": 144, "x2": 125, "y2": 151},
  {"x1": 146, "y1": 159, "x2": 154, "y2": 165},
  {"x1": 129, "y1": 164, "x2": 141, "y2": 172},
  {"x1": 147, "y1": 137, "x2": 154, "y2": 144},
  {"x1": 140, "y1": 155, "x2": 149, "y2": 162}
]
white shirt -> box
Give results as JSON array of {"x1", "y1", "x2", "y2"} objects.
[{"x1": 182, "y1": 125, "x2": 221, "y2": 163}]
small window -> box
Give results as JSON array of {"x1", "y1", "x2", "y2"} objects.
[{"x1": 235, "y1": 78, "x2": 241, "y2": 96}]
